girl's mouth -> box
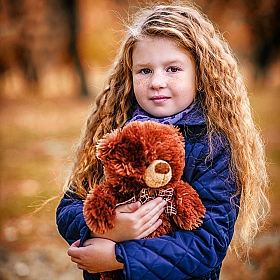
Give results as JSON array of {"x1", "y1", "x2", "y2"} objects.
[{"x1": 150, "y1": 96, "x2": 170, "y2": 103}]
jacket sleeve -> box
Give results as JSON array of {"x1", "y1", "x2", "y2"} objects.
[
  {"x1": 115, "y1": 135, "x2": 240, "y2": 280},
  {"x1": 56, "y1": 192, "x2": 90, "y2": 245}
]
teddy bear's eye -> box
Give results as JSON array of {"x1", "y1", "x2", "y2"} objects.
[{"x1": 145, "y1": 162, "x2": 150, "y2": 167}]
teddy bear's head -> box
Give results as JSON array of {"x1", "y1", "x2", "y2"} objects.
[{"x1": 96, "y1": 121, "x2": 185, "y2": 192}]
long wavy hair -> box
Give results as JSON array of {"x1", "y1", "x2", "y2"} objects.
[{"x1": 66, "y1": 3, "x2": 270, "y2": 257}]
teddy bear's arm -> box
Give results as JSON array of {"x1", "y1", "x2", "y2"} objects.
[
  {"x1": 83, "y1": 184, "x2": 119, "y2": 234},
  {"x1": 172, "y1": 181, "x2": 206, "y2": 230}
]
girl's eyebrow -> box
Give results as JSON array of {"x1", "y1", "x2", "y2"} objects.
[
  {"x1": 132, "y1": 63, "x2": 149, "y2": 69},
  {"x1": 133, "y1": 60, "x2": 183, "y2": 69}
]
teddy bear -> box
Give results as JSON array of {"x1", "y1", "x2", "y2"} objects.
[{"x1": 83, "y1": 120, "x2": 206, "y2": 280}]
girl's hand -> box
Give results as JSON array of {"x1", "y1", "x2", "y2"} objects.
[
  {"x1": 91, "y1": 197, "x2": 167, "y2": 242},
  {"x1": 68, "y1": 239, "x2": 123, "y2": 273}
]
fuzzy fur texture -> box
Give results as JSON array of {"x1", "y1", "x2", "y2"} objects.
[{"x1": 83, "y1": 121, "x2": 205, "y2": 280}]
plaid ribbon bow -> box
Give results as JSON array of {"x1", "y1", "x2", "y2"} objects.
[
  {"x1": 139, "y1": 188, "x2": 177, "y2": 215},
  {"x1": 116, "y1": 188, "x2": 177, "y2": 215}
]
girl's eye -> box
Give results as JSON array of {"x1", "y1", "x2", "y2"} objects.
[
  {"x1": 139, "y1": 68, "x2": 152, "y2": 74},
  {"x1": 167, "y1": 66, "x2": 181, "y2": 73}
]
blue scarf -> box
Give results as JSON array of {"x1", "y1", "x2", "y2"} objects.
[{"x1": 126, "y1": 102, "x2": 197, "y2": 126}]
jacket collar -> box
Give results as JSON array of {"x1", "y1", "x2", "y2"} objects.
[
  {"x1": 176, "y1": 101, "x2": 206, "y2": 126},
  {"x1": 126, "y1": 100, "x2": 206, "y2": 127}
]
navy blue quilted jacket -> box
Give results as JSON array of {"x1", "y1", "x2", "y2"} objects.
[{"x1": 56, "y1": 103, "x2": 239, "y2": 280}]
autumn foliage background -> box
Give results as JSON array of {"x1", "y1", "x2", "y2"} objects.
[{"x1": 0, "y1": 0, "x2": 279, "y2": 279}]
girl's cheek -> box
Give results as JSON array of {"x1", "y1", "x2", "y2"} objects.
[
  {"x1": 167, "y1": 78, "x2": 179, "y2": 89},
  {"x1": 134, "y1": 78, "x2": 148, "y2": 90}
]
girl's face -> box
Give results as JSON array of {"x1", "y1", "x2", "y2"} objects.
[{"x1": 132, "y1": 37, "x2": 196, "y2": 118}]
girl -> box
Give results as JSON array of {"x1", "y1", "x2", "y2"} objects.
[{"x1": 56, "y1": 3, "x2": 270, "y2": 280}]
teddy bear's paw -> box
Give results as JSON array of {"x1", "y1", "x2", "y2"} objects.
[
  {"x1": 83, "y1": 197, "x2": 116, "y2": 233},
  {"x1": 84, "y1": 206, "x2": 116, "y2": 233},
  {"x1": 84, "y1": 216, "x2": 111, "y2": 234},
  {"x1": 173, "y1": 213, "x2": 205, "y2": 231}
]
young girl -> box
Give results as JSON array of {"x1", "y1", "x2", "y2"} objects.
[{"x1": 56, "y1": 3, "x2": 270, "y2": 280}]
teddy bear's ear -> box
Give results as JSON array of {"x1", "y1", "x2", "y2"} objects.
[{"x1": 96, "y1": 128, "x2": 122, "y2": 161}]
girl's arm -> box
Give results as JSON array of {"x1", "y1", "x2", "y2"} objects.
[{"x1": 56, "y1": 192, "x2": 88, "y2": 245}]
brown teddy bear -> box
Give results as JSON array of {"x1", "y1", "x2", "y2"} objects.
[{"x1": 83, "y1": 121, "x2": 206, "y2": 280}]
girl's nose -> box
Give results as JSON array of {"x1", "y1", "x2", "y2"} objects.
[{"x1": 149, "y1": 72, "x2": 167, "y2": 89}]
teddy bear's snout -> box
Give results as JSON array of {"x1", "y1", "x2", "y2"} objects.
[{"x1": 144, "y1": 160, "x2": 172, "y2": 188}]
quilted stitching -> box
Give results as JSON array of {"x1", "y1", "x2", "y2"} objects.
[{"x1": 56, "y1": 196, "x2": 88, "y2": 245}]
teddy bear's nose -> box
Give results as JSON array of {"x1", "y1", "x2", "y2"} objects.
[
  {"x1": 144, "y1": 160, "x2": 172, "y2": 188},
  {"x1": 155, "y1": 161, "x2": 170, "y2": 174}
]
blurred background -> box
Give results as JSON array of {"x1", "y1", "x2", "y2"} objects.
[{"x1": 0, "y1": 0, "x2": 279, "y2": 279}]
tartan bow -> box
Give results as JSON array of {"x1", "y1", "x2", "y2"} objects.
[
  {"x1": 116, "y1": 188, "x2": 177, "y2": 216},
  {"x1": 138, "y1": 188, "x2": 177, "y2": 215}
]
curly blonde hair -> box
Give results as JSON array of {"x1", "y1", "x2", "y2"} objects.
[{"x1": 66, "y1": 3, "x2": 270, "y2": 257}]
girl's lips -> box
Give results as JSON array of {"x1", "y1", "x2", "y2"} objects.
[{"x1": 150, "y1": 96, "x2": 170, "y2": 103}]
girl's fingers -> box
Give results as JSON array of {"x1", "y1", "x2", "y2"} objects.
[
  {"x1": 137, "y1": 218, "x2": 163, "y2": 239},
  {"x1": 132, "y1": 198, "x2": 166, "y2": 238},
  {"x1": 141, "y1": 205, "x2": 165, "y2": 231},
  {"x1": 70, "y1": 256, "x2": 82, "y2": 264},
  {"x1": 77, "y1": 264, "x2": 88, "y2": 271},
  {"x1": 139, "y1": 198, "x2": 167, "y2": 223},
  {"x1": 68, "y1": 246, "x2": 82, "y2": 259},
  {"x1": 116, "y1": 201, "x2": 142, "y2": 213}
]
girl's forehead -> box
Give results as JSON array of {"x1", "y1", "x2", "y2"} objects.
[
  {"x1": 134, "y1": 36, "x2": 181, "y2": 50},
  {"x1": 132, "y1": 36, "x2": 193, "y2": 59}
]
